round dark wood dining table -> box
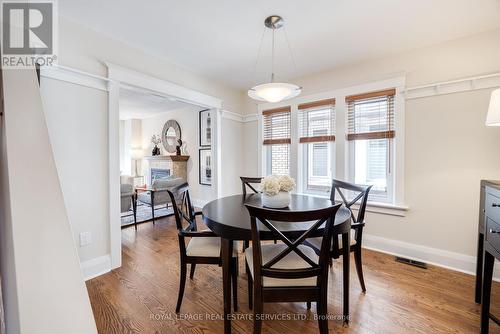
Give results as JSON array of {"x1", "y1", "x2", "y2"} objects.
[{"x1": 202, "y1": 193, "x2": 352, "y2": 334}]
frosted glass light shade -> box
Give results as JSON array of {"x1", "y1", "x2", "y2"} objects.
[
  {"x1": 248, "y1": 82, "x2": 301, "y2": 103},
  {"x1": 130, "y1": 148, "x2": 144, "y2": 160},
  {"x1": 486, "y1": 88, "x2": 500, "y2": 126}
]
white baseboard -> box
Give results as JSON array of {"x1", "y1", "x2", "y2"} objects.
[
  {"x1": 363, "y1": 234, "x2": 500, "y2": 281},
  {"x1": 80, "y1": 255, "x2": 111, "y2": 281}
]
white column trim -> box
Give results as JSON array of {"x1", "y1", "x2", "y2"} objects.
[{"x1": 107, "y1": 81, "x2": 121, "y2": 270}]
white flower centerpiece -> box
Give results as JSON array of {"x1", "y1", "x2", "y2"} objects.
[{"x1": 260, "y1": 175, "x2": 296, "y2": 208}]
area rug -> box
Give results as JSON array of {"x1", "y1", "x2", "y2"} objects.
[{"x1": 121, "y1": 204, "x2": 174, "y2": 227}]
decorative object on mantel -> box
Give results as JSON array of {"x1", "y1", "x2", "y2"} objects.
[
  {"x1": 181, "y1": 140, "x2": 188, "y2": 155},
  {"x1": 162, "y1": 119, "x2": 182, "y2": 153},
  {"x1": 176, "y1": 139, "x2": 182, "y2": 156},
  {"x1": 199, "y1": 109, "x2": 211, "y2": 147},
  {"x1": 199, "y1": 148, "x2": 212, "y2": 186},
  {"x1": 247, "y1": 15, "x2": 302, "y2": 103},
  {"x1": 151, "y1": 135, "x2": 162, "y2": 156},
  {"x1": 260, "y1": 175, "x2": 296, "y2": 208},
  {"x1": 486, "y1": 88, "x2": 500, "y2": 126}
]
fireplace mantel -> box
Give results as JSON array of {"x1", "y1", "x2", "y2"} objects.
[
  {"x1": 144, "y1": 155, "x2": 190, "y2": 162},
  {"x1": 143, "y1": 155, "x2": 190, "y2": 186}
]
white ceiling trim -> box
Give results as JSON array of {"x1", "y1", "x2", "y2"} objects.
[
  {"x1": 40, "y1": 64, "x2": 109, "y2": 91},
  {"x1": 105, "y1": 62, "x2": 223, "y2": 109}
]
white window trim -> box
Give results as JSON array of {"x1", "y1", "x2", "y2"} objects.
[{"x1": 258, "y1": 76, "x2": 407, "y2": 215}]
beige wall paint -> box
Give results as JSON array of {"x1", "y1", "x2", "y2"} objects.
[
  {"x1": 41, "y1": 77, "x2": 110, "y2": 265},
  {"x1": 242, "y1": 29, "x2": 500, "y2": 261}
]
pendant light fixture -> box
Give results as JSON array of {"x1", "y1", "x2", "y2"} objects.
[{"x1": 248, "y1": 15, "x2": 302, "y2": 103}]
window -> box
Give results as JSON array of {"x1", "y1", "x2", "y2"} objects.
[
  {"x1": 298, "y1": 99, "x2": 335, "y2": 193},
  {"x1": 263, "y1": 106, "x2": 291, "y2": 175},
  {"x1": 346, "y1": 89, "x2": 395, "y2": 202}
]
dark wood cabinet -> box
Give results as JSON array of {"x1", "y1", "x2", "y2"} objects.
[{"x1": 477, "y1": 180, "x2": 500, "y2": 333}]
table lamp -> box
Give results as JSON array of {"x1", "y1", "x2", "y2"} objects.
[
  {"x1": 130, "y1": 148, "x2": 144, "y2": 177},
  {"x1": 486, "y1": 88, "x2": 500, "y2": 126}
]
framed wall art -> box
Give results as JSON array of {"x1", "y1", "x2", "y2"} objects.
[
  {"x1": 199, "y1": 148, "x2": 212, "y2": 186},
  {"x1": 199, "y1": 109, "x2": 212, "y2": 147}
]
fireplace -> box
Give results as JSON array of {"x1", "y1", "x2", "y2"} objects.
[{"x1": 150, "y1": 168, "x2": 171, "y2": 184}]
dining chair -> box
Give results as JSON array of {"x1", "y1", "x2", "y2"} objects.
[
  {"x1": 244, "y1": 202, "x2": 342, "y2": 334},
  {"x1": 240, "y1": 176, "x2": 263, "y2": 195},
  {"x1": 240, "y1": 177, "x2": 263, "y2": 251},
  {"x1": 166, "y1": 183, "x2": 238, "y2": 313},
  {"x1": 307, "y1": 179, "x2": 372, "y2": 292}
]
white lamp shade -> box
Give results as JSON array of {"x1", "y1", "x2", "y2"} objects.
[
  {"x1": 248, "y1": 82, "x2": 301, "y2": 103},
  {"x1": 130, "y1": 148, "x2": 144, "y2": 160},
  {"x1": 486, "y1": 88, "x2": 500, "y2": 126}
]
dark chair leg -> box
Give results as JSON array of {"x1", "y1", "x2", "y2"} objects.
[
  {"x1": 132, "y1": 195, "x2": 137, "y2": 231},
  {"x1": 242, "y1": 240, "x2": 249, "y2": 252},
  {"x1": 246, "y1": 262, "x2": 253, "y2": 310},
  {"x1": 317, "y1": 294, "x2": 328, "y2": 334},
  {"x1": 253, "y1": 287, "x2": 262, "y2": 334},
  {"x1": 232, "y1": 260, "x2": 238, "y2": 312},
  {"x1": 176, "y1": 262, "x2": 187, "y2": 313},
  {"x1": 151, "y1": 192, "x2": 155, "y2": 225},
  {"x1": 189, "y1": 263, "x2": 196, "y2": 279},
  {"x1": 354, "y1": 246, "x2": 366, "y2": 293},
  {"x1": 306, "y1": 301, "x2": 311, "y2": 310}
]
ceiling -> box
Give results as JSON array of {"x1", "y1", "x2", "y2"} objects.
[
  {"x1": 60, "y1": 0, "x2": 500, "y2": 90},
  {"x1": 119, "y1": 88, "x2": 203, "y2": 120}
]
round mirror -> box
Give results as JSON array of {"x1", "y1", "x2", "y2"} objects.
[
  {"x1": 166, "y1": 127, "x2": 177, "y2": 146},
  {"x1": 162, "y1": 120, "x2": 181, "y2": 153}
]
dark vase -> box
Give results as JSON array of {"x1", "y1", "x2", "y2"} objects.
[{"x1": 152, "y1": 145, "x2": 160, "y2": 156}]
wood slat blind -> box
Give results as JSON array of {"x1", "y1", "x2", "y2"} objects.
[
  {"x1": 346, "y1": 89, "x2": 395, "y2": 141},
  {"x1": 298, "y1": 98, "x2": 335, "y2": 143},
  {"x1": 262, "y1": 106, "x2": 291, "y2": 145}
]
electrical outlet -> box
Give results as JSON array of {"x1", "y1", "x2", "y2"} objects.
[{"x1": 79, "y1": 232, "x2": 92, "y2": 247}]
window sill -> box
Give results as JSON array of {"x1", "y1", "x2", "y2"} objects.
[{"x1": 295, "y1": 192, "x2": 409, "y2": 217}]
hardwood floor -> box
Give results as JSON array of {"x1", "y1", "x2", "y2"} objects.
[{"x1": 87, "y1": 215, "x2": 500, "y2": 333}]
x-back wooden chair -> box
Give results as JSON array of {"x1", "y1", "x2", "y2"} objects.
[
  {"x1": 166, "y1": 183, "x2": 238, "y2": 313},
  {"x1": 240, "y1": 177, "x2": 263, "y2": 251},
  {"x1": 244, "y1": 203, "x2": 342, "y2": 334},
  {"x1": 307, "y1": 179, "x2": 372, "y2": 292}
]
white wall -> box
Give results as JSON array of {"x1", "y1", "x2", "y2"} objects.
[
  {"x1": 120, "y1": 119, "x2": 142, "y2": 176},
  {"x1": 221, "y1": 117, "x2": 245, "y2": 196},
  {"x1": 242, "y1": 29, "x2": 500, "y2": 274},
  {"x1": 1, "y1": 69, "x2": 96, "y2": 333},
  {"x1": 41, "y1": 78, "x2": 110, "y2": 267}
]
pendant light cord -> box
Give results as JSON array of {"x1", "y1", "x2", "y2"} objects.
[
  {"x1": 252, "y1": 27, "x2": 266, "y2": 85},
  {"x1": 271, "y1": 27, "x2": 275, "y2": 83},
  {"x1": 283, "y1": 27, "x2": 298, "y2": 77}
]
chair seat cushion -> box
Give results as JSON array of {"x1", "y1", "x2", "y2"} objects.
[
  {"x1": 245, "y1": 244, "x2": 319, "y2": 287},
  {"x1": 186, "y1": 233, "x2": 237, "y2": 258},
  {"x1": 307, "y1": 233, "x2": 357, "y2": 251}
]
